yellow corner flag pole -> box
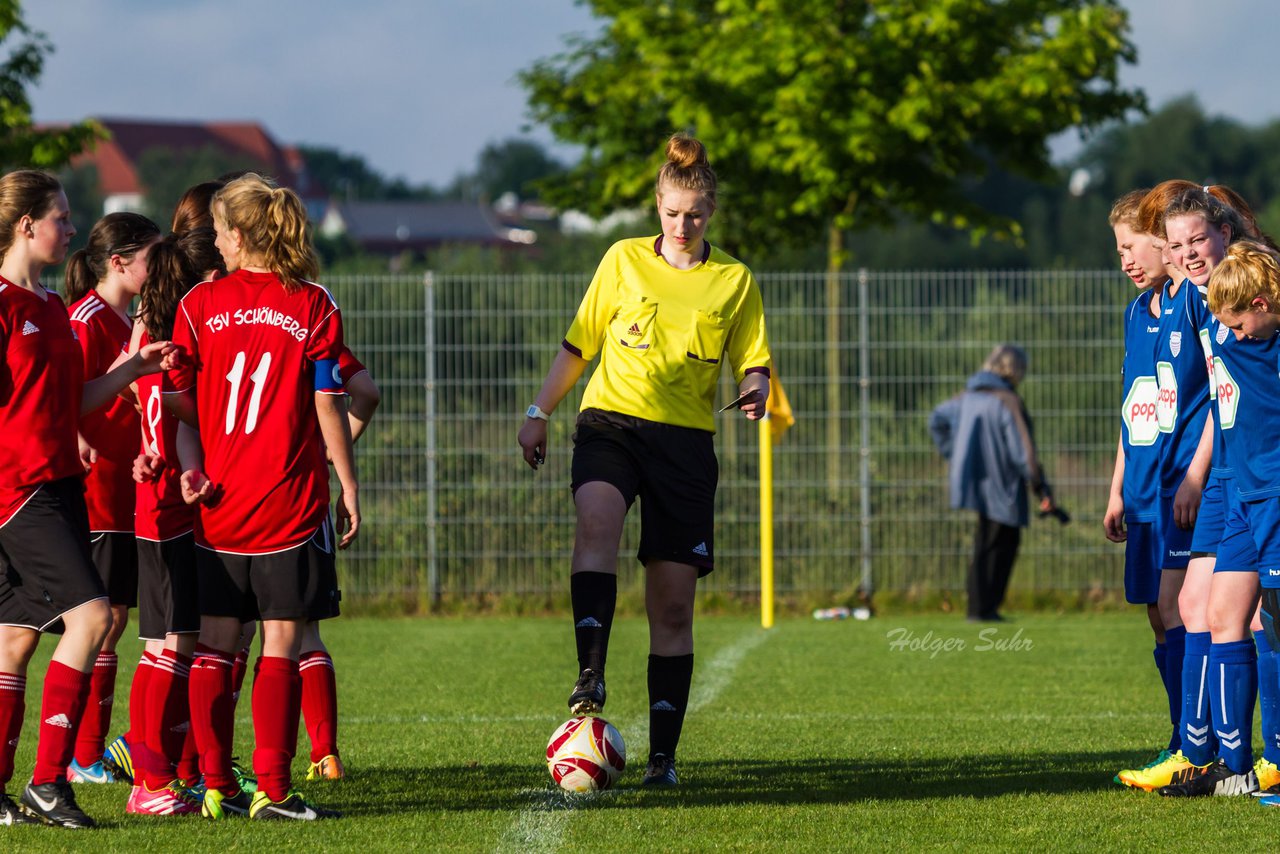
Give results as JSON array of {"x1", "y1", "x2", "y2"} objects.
[
  {"x1": 759, "y1": 412, "x2": 774, "y2": 629},
  {"x1": 758, "y1": 373, "x2": 793, "y2": 629}
]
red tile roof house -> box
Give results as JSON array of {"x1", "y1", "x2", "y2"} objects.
[{"x1": 68, "y1": 117, "x2": 320, "y2": 217}]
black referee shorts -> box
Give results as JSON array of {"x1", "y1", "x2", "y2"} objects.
[
  {"x1": 0, "y1": 477, "x2": 108, "y2": 632},
  {"x1": 571, "y1": 408, "x2": 717, "y2": 575}
]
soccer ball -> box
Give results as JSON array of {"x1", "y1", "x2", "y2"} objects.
[{"x1": 545, "y1": 716, "x2": 626, "y2": 792}]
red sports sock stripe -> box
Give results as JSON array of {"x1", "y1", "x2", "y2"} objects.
[
  {"x1": 300, "y1": 651, "x2": 339, "y2": 762},
  {"x1": 252, "y1": 656, "x2": 301, "y2": 802},
  {"x1": 72, "y1": 651, "x2": 118, "y2": 767},
  {"x1": 190, "y1": 646, "x2": 237, "y2": 795},
  {"x1": 33, "y1": 661, "x2": 91, "y2": 785},
  {"x1": 0, "y1": 672, "x2": 26, "y2": 788}
]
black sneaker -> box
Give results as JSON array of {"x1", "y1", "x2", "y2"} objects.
[
  {"x1": 641, "y1": 754, "x2": 678, "y2": 787},
  {"x1": 20, "y1": 780, "x2": 96, "y2": 828},
  {"x1": 1158, "y1": 759, "x2": 1258, "y2": 797},
  {"x1": 1, "y1": 792, "x2": 38, "y2": 825},
  {"x1": 249, "y1": 789, "x2": 340, "y2": 820},
  {"x1": 568, "y1": 668, "x2": 606, "y2": 715}
]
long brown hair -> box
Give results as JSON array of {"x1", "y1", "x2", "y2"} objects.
[
  {"x1": 63, "y1": 212, "x2": 161, "y2": 306},
  {"x1": 213, "y1": 173, "x2": 318, "y2": 291}
]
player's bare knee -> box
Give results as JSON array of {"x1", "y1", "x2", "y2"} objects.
[{"x1": 649, "y1": 599, "x2": 694, "y2": 636}]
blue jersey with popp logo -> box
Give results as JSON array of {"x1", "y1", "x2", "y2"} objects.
[
  {"x1": 1216, "y1": 330, "x2": 1280, "y2": 500},
  {"x1": 1120, "y1": 290, "x2": 1163, "y2": 521},
  {"x1": 1206, "y1": 313, "x2": 1239, "y2": 480},
  {"x1": 1155, "y1": 279, "x2": 1213, "y2": 496}
]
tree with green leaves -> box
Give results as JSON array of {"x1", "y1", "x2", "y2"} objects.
[
  {"x1": 0, "y1": 1, "x2": 102, "y2": 170},
  {"x1": 522, "y1": 0, "x2": 1144, "y2": 270}
]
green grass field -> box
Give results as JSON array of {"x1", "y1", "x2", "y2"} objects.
[{"x1": 3, "y1": 612, "x2": 1278, "y2": 851}]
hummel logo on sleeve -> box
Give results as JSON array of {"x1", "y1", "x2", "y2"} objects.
[{"x1": 21, "y1": 320, "x2": 38, "y2": 336}]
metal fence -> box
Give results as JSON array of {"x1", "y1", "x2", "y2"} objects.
[{"x1": 327, "y1": 269, "x2": 1131, "y2": 604}]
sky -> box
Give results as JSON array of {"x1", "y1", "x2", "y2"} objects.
[{"x1": 22, "y1": 0, "x2": 1280, "y2": 188}]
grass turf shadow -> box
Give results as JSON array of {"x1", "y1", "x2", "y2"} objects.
[{"x1": 339, "y1": 750, "x2": 1153, "y2": 815}]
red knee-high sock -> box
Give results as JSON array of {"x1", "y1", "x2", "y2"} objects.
[
  {"x1": 299, "y1": 651, "x2": 338, "y2": 763},
  {"x1": 176, "y1": 722, "x2": 200, "y2": 784},
  {"x1": 125, "y1": 652, "x2": 154, "y2": 747},
  {"x1": 140, "y1": 649, "x2": 192, "y2": 789},
  {"x1": 252, "y1": 656, "x2": 301, "y2": 802},
  {"x1": 33, "y1": 661, "x2": 91, "y2": 785},
  {"x1": 189, "y1": 645, "x2": 237, "y2": 796},
  {"x1": 231, "y1": 647, "x2": 250, "y2": 705},
  {"x1": 0, "y1": 672, "x2": 25, "y2": 789},
  {"x1": 125, "y1": 652, "x2": 161, "y2": 785},
  {"x1": 72, "y1": 651, "x2": 117, "y2": 767}
]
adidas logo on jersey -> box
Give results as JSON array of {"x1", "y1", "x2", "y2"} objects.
[
  {"x1": 44, "y1": 713, "x2": 72, "y2": 729},
  {"x1": 627, "y1": 323, "x2": 642, "y2": 336},
  {"x1": 692, "y1": 542, "x2": 709, "y2": 557},
  {"x1": 575, "y1": 617, "x2": 602, "y2": 629},
  {"x1": 651, "y1": 700, "x2": 678, "y2": 712},
  {"x1": 21, "y1": 320, "x2": 38, "y2": 336},
  {"x1": 170, "y1": 720, "x2": 190, "y2": 733},
  {"x1": 99, "y1": 693, "x2": 114, "y2": 706}
]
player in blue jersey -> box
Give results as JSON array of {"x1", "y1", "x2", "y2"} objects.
[
  {"x1": 1192, "y1": 241, "x2": 1280, "y2": 801},
  {"x1": 1105, "y1": 190, "x2": 1183, "y2": 789},
  {"x1": 1147, "y1": 192, "x2": 1276, "y2": 796}
]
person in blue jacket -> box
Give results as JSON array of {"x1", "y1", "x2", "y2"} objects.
[{"x1": 930, "y1": 344, "x2": 1057, "y2": 621}]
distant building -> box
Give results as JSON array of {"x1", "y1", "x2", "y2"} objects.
[
  {"x1": 320, "y1": 200, "x2": 534, "y2": 253},
  {"x1": 69, "y1": 117, "x2": 319, "y2": 217}
]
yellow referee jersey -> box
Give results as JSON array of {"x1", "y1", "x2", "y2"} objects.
[{"x1": 563, "y1": 236, "x2": 772, "y2": 432}]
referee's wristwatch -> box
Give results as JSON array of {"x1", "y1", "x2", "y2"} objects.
[{"x1": 526, "y1": 404, "x2": 551, "y2": 421}]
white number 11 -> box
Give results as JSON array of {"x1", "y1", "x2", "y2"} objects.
[{"x1": 225, "y1": 351, "x2": 272, "y2": 435}]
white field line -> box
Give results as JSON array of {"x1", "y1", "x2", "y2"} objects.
[{"x1": 492, "y1": 627, "x2": 772, "y2": 854}]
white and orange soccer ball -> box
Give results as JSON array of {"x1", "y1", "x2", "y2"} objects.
[{"x1": 545, "y1": 716, "x2": 626, "y2": 792}]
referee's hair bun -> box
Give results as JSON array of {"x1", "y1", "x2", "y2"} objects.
[{"x1": 666, "y1": 134, "x2": 708, "y2": 168}]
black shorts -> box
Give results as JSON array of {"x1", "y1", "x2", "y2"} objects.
[
  {"x1": 0, "y1": 478, "x2": 108, "y2": 632},
  {"x1": 196, "y1": 520, "x2": 341, "y2": 622},
  {"x1": 571, "y1": 408, "x2": 717, "y2": 575},
  {"x1": 90, "y1": 530, "x2": 139, "y2": 608},
  {"x1": 137, "y1": 533, "x2": 201, "y2": 640}
]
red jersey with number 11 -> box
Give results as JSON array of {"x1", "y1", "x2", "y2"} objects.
[{"x1": 168, "y1": 270, "x2": 344, "y2": 554}]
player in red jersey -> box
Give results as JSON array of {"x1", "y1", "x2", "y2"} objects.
[
  {"x1": 166, "y1": 173, "x2": 358, "y2": 821},
  {"x1": 61, "y1": 213, "x2": 161, "y2": 786},
  {"x1": 0, "y1": 170, "x2": 175, "y2": 829},
  {"x1": 298, "y1": 345, "x2": 380, "y2": 782},
  {"x1": 99, "y1": 185, "x2": 233, "y2": 801}
]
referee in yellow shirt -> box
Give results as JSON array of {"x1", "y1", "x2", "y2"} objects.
[{"x1": 518, "y1": 134, "x2": 771, "y2": 787}]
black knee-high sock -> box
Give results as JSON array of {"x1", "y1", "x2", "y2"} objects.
[
  {"x1": 648, "y1": 653, "x2": 694, "y2": 760},
  {"x1": 571, "y1": 572, "x2": 617, "y2": 674}
]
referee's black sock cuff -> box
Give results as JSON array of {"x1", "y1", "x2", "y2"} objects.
[
  {"x1": 648, "y1": 653, "x2": 694, "y2": 760},
  {"x1": 571, "y1": 571, "x2": 617, "y2": 675}
]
